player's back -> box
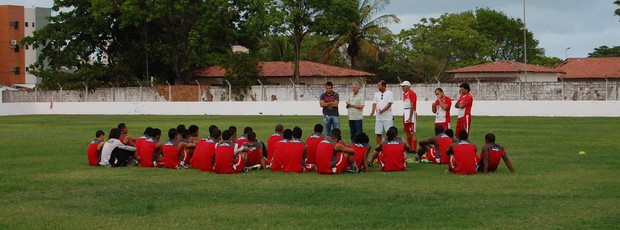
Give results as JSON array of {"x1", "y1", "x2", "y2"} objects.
[
  {"x1": 267, "y1": 134, "x2": 284, "y2": 164},
  {"x1": 380, "y1": 140, "x2": 406, "y2": 171},
  {"x1": 214, "y1": 141, "x2": 236, "y2": 174},
  {"x1": 86, "y1": 139, "x2": 101, "y2": 166},
  {"x1": 350, "y1": 143, "x2": 369, "y2": 169},
  {"x1": 316, "y1": 140, "x2": 336, "y2": 174},
  {"x1": 270, "y1": 140, "x2": 288, "y2": 171},
  {"x1": 486, "y1": 144, "x2": 504, "y2": 172},
  {"x1": 194, "y1": 139, "x2": 217, "y2": 172},
  {"x1": 163, "y1": 140, "x2": 180, "y2": 168},
  {"x1": 139, "y1": 138, "x2": 157, "y2": 167},
  {"x1": 305, "y1": 134, "x2": 324, "y2": 164},
  {"x1": 245, "y1": 141, "x2": 263, "y2": 166},
  {"x1": 437, "y1": 134, "x2": 453, "y2": 164},
  {"x1": 281, "y1": 140, "x2": 306, "y2": 173},
  {"x1": 450, "y1": 141, "x2": 479, "y2": 175}
]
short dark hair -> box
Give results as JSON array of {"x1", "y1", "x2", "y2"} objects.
[
  {"x1": 96, "y1": 130, "x2": 105, "y2": 138},
  {"x1": 243, "y1": 127, "x2": 253, "y2": 135},
  {"x1": 228, "y1": 126, "x2": 237, "y2": 134},
  {"x1": 435, "y1": 87, "x2": 444, "y2": 93},
  {"x1": 247, "y1": 131, "x2": 257, "y2": 141},
  {"x1": 117, "y1": 123, "x2": 126, "y2": 130},
  {"x1": 283, "y1": 129, "x2": 293, "y2": 140},
  {"x1": 188, "y1": 125, "x2": 199, "y2": 135},
  {"x1": 459, "y1": 82, "x2": 470, "y2": 92},
  {"x1": 275, "y1": 124, "x2": 284, "y2": 132},
  {"x1": 292, "y1": 126, "x2": 302, "y2": 139},
  {"x1": 434, "y1": 125, "x2": 445, "y2": 135},
  {"x1": 325, "y1": 81, "x2": 333, "y2": 87},
  {"x1": 210, "y1": 129, "x2": 222, "y2": 139},
  {"x1": 208, "y1": 125, "x2": 218, "y2": 134},
  {"x1": 386, "y1": 128, "x2": 397, "y2": 142},
  {"x1": 181, "y1": 129, "x2": 190, "y2": 139},
  {"x1": 485, "y1": 133, "x2": 496, "y2": 143},
  {"x1": 143, "y1": 127, "x2": 153, "y2": 136},
  {"x1": 353, "y1": 132, "x2": 370, "y2": 144},
  {"x1": 445, "y1": 129, "x2": 454, "y2": 139},
  {"x1": 313, "y1": 124, "x2": 323, "y2": 133},
  {"x1": 109, "y1": 128, "x2": 120, "y2": 139},
  {"x1": 330, "y1": 128, "x2": 342, "y2": 141},
  {"x1": 379, "y1": 80, "x2": 387, "y2": 87},
  {"x1": 176, "y1": 124, "x2": 186, "y2": 133},
  {"x1": 388, "y1": 126, "x2": 398, "y2": 134},
  {"x1": 168, "y1": 128, "x2": 178, "y2": 140},
  {"x1": 222, "y1": 130, "x2": 232, "y2": 141},
  {"x1": 458, "y1": 130, "x2": 469, "y2": 140},
  {"x1": 153, "y1": 128, "x2": 162, "y2": 138}
]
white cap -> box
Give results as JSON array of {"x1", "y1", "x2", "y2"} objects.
[{"x1": 400, "y1": 81, "x2": 411, "y2": 87}]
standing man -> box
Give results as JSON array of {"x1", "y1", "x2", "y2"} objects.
[
  {"x1": 400, "y1": 81, "x2": 417, "y2": 151},
  {"x1": 346, "y1": 82, "x2": 365, "y2": 143},
  {"x1": 455, "y1": 82, "x2": 474, "y2": 134},
  {"x1": 432, "y1": 88, "x2": 452, "y2": 131},
  {"x1": 320, "y1": 81, "x2": 340, "y2": 136},
  {"x1": 370, "y1": 80, "x2": 394, "y2": 146}
]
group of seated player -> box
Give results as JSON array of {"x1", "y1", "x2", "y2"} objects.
[{"x1": 87, "y1": 123, "x2": 514, "y2": 175}]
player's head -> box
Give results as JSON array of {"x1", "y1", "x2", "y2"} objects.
[
  {"x1": 485, "y1": 133, "x2": 496, "y2": 143},
  {"x1": 292, "y1": 126, "x2": 302, "y2": 139},
  {"x1": 377, "y1": 80, "x2": 387, "y2": 92},
  {"x1": 386, "y1": 128, "x2": 397, "y2": 142},
  {"x1": 176, "y1": 124, "x2": 186, "y2": 134},
  {"x1": 313, "y1": 124, "x2": 323, "y2": 134},
  {"x1": 353, "y1": 132, "x2": 370, "y2": 144},
  {"x1": 228, "y1": 126, "x2": 237, "y2": 135},
  {"x1": 400, "y1": 80, "x2": 411, "y2": 92},
  {"x1": 117, "y1": 123, "x2": 127, "y2": 133},
  {"x1": 243, "y1": 127, "x2": 253, "y2": 135},
  {"x1": 109, "y1": 128, "x2": 120, "y2": 139},
  {"x1": 168, "y1": 128, "x2": 178, "y2": 140},
  {"x1": 435, "y1": 88, "x2": 444, "y2": 97},
  {"x1": 325, "y1": 81, "x2": 334, "y2": 94},
  {"x1": 188, "y1": 125, "x2": 199, "y2": 137},
  {"x1": 352, "y1": 82, "x2": 360, "y2": 93},
  {"x1": 388, "y1": 126, "x2": 398, "y2": 136},
  {"x1": 247, "y1": 131, "x2": 257, "y2": 142},
  {"x1": 180, "y1": 129, "x2": 190, "y2": 139},
  {"x1": 275, "y1": 124, "x2": 284, "y2": 133},
  {"x1": 330, "y1": 128, "x2": 342, "y2": 141},
  {"x1": 434, "y1": 125, "x2": 445, "y2": 135},
  {"x1": 143, "y1": 127, "x2": 153, "y2": 136},
  {"x1": 445, "y1": 129, "x2": 454, "y2": 139},
  {"x1": 458, "y1": 130, "x2": 469, "y2": 141},
  {"x1": 95, "y1": 130, "x2": 105, "y2": 140},
  {"x1": 153, "y1": 128, "x2": 162, "y2": 140},
  {"x1": 222, "y1": 130, "x2": 233, "y2": 141},
  {"x1": 208, "y1": 125, "x2": 218, "y2": 135},
  {"x1": 283, "y1": 129, "x2": 293, "y2": 140},
  {"x1": 459, "y1": 82, "x2": 470, "y2": 95},
  {"x1": 210, "y1": 128, "x2": 222, "y2": 140}
]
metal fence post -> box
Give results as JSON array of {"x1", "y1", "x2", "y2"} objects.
[
  {"x1": 34, "y1": 86, "x2": 37, "y2": 102},
  {"x1": 195, "y1": 80, "x2": 201, "y2": 102},
  {"x1": 136, "y1": 81, "x2": 143, "y2": 102},
  {"x1": 289, "y1": 78, "x2": 296, "y2": 101},
  {"x1": 81, "y1": 82, "x2": 88, "y2": 102},
  {"x1": 225, "y1": 79, "x2": 232, "y2": 101},
  {"x1": 109, "y1": 82, "x2": 115, "y2": 102},
  {"x1": 57, "y1": 83, "x2": 63, "y2": 102},
  {"x1": 257, "y1": 79, "x2": 264, "y2": 101},
  {"x1": 604, "y1": 77, "x2": 609, "y2": 101},
  {"x1": 165, "y1": 81, "x2": 172, "y2": 101}
]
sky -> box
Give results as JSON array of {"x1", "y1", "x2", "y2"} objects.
[{"x1": 4, "y1": 0, "x2": 620, "y2": 59}]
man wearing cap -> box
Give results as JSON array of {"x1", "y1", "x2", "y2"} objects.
[
  {"x1": 370, "y1": 80, "x2": 394, "y2": 146},
  {"x1": 400, "y1": 80, "x2": 417, "y2": 151}
]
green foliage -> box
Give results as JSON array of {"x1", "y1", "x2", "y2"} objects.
[
  {"x1": 615, "y1": 0, "x2": 620, "y2": 19},
  {"x1": 222, "y1": 52, "x2": 264, "y2": 101},
  {"x1": 588, "y1": 45, "x2": 620, "y2": 57},
  {"x1": 530, "y1": 56, "x2": 563, "y2": 68}
]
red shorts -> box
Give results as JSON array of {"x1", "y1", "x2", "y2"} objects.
[
  {"x1": 233, "y1": 156, "x2": 246, "y2": 173},
  {"x1": 403, "y1": 111, "x2": 417, "y2": 133},
  {"x1": 304, "y1": 163, "x2": 316, "y2": 172},
  {"x1": 427, "y1": 148, "x2": 440, "y2": 164},
  {"x1": 434, "y1": 122, "x2": 450, "y2": 131},
  {"x1": 456, "y1": 115, "x2": 471, "y2": 135},
  {"x1": 332, "y1": 153, "x2": 349, "y2": 174}
]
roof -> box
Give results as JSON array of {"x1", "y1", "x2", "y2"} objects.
[
  {"x1": 446, "y1": 60, "x2": 561, "y2": 74},
  {"x1": 194, "y1": 61, "x2": 375, "y2": 78},
  {"x1": 556, "y1": 57, "x2": 620, "y2": 79}
]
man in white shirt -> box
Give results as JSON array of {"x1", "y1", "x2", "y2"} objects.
[
  {"x1": 346, "y1": 82, "x2": 365, "y2": 143},
  {"x1": 100, "y1": 128, "x2": 138, "y2": 167},
  {"x1": 370, "y1": 80, "x2": 394, "y2": 146}
]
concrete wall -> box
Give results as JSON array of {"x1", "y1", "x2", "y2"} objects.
[
  {"x1": 1, "y1": 101, "x2": 618, "y2": 117},
  {"x1": 454, "y1": 72, "x2": 558, "y2": 82},
  {"x1": 1, "y1": 87, "x2": 166, "y2": 102}
]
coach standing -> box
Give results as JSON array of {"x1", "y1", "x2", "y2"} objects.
[
  {"x1": 346, "y1": 82, "x2": 365, "y2": 143},
  {"x1": 320, "y1": 81, "x2": 340, "y2": 136},
  {"x1": 370, "y1": 80, "x2": 394, "y2": 146},
  {"x1": 455, "y1": 82, "x2": 473, "y2": 134}
]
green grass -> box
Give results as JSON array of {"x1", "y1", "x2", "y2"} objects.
[{"x1": 0, "y1": 115, "x2": 618, "y2": 229}]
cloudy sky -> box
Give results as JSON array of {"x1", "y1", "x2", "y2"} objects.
[{"x1": 5, "y1": 0, "x2": 620, "y2": 59}]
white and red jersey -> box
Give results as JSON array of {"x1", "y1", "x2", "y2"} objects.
[
  {"x1": 434, "y1": 96, "x2": 452, "y2": 124},
  {"x1": 456, "y1": 93, "x2": 473, "y2": 118},
  {"x1": 403, "y1": 90, "x2": 417, "y2": 111}
]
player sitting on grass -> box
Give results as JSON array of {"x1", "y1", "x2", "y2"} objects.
[
  {"x1": 163, "y1": 128, "x2": 196, "y2": 169},
  {"x1": 445, "y1": 129, "x2": 456, "y2": 143},
  {"x1": 190, "y1": 128, "x2": 221, "y2": 172},
  {"x1": 446, "y1": 130, "x2": 479, "y2": 175},
  {"x1": 134, "y1": 127, "x2": 152, "y2": 159},
  {"x1": 117, "y1": 123, "x2": 137, "y2": 145},
  {"x1": 214, "y1": 130, "x2": 247, "y2": 174},
  {"x1": 304, "y1": 124, "x2": 325, "y2": 171},
  {"x1": 100, "y1": 128, "x2": 138, "y2": 167},
  {"x1": 370, "y1": 128, "x2": 412, "y2": 171},
  {"x1": 242, "y1": 131, "x2": 266, "y2": 170},
  {"x1": 266, "y1": 124, "x2": 284, "y2": 167},
  {"x1": 281, "y1": 127, "x2": 308, "y2": 173},
  {"x1": 228, "y1": 126, "x2": 238, "y2": 142},
  {"x1": 235, "y1": 127, "x2": 252, "y2": 147},
  {"x1": 416, "y1": 125, "x2": 453, "y2": 164},
  {"x1": 270, "y1": 129, "x2": 292, "y2": 171},
  {"x1": 138, "y1": 128, "x2": 163, "y2": 167},
  {"x1": 350, "y1": 132, "x2": 371, "y2": 172},
  {"x1": 87, "y1": 130, "x2": 105, "y2": 166},
  {"x1": 478, "y1": 133, "x2": 515, "y2": 173},
  {"x1": 316, "y1": 129, "x2": 359, "y2": 174}
]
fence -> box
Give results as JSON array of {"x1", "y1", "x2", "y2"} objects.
[{"x1": 2, "y1": 81, "x2": 619, "y2": 103}]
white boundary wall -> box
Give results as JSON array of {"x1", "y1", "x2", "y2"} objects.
[{"x1": 1, "y1": 101, "x2": 619, "y2": 117}]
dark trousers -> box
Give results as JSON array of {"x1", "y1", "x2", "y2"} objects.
[
  {"x1": 349, "y1": 120, "x2": 363, "y2": 143},
  {"x1": 110, "y1": 148, "x2": 135, "y2": 167}
]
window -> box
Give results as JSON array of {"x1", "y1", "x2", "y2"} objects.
[
  {"x1": 25, "y1": 22, "x2": 29, "y2": 27},
  {"x1": 32, "y1": 22, "x2": 35, "y2": 28}
]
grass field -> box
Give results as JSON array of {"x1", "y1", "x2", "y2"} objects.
[{"x1": 0, "y1": 115, "x2": 618, "y2": 229}]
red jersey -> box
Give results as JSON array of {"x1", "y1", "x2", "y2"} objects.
[
  {"x1": 87, "y1": 139, "x2": 102, "y2": 166},
  {"x1": 243, "y1": 141, "x2": 263, "y2": 166},
  {"x1": 305, "y1": 133, "x2": 324, "y2": 164},
  {"x1": 350, "y1": 143, "x2": 370, "y2": 169},
  {"x1": 403, "y1": 90, "x2": 417, "y2": 110},
  {"x1": 316, "y1": 140, "x2": 336, "y2": 174},
  {"x1": 484, "y1": 144, "x2": 504, "y2": 172},
  {"x1": 235, "y1": 136, "x2": 248, "y2": 148},
  {"x1": 163, "y1": 140, "x2": 181, "y2": 168},
  {"x1": 456, "y1": 93, "x2": 473, "y2": 118},
  {"x1": 449, "y1": 140, "x2": 479, "y2": 175},
  {"x1": 138, "y1": 137, "x2": 157, "y2": 167},
  {"x1": 270, "y1": 139, "x2": 288, "y2": 171},
  {"x1": 281, "y1": 139, "x2": 307, "y2": 173},
  {"x1": 434, "y1": 96, "x2": 452, "y2": 124},
  {"x1": 379, "y1": 139, "x2": 407, "y2": 171},
  {"x1": 190, "y1": 138, "x2": 217, "y2": 172},
  {"x1": 267, "y1": 133, "x2": 284, "y2": 164},
  {"x1": 135, "y1": 136, "x2": 147, "y2": 156},
  {"x1": 436, "y1": 134, "x2": 454, "y2": 164},
  {"x1": 214, "y1": 141, "x2": 242, "y2": 174}
]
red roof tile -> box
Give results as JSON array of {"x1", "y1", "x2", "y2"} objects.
[
  {"x1": 556, "y1": 57, "x2": 620, "y2": 79},
  {"x1": 446, "y1": 60, "x2": 561, "y2": 74},
  {"x1": 194, "y1": 61, "x2": 375, "y2": 78}
]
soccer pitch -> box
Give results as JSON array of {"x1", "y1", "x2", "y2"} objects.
[{"x1": 0, "y1": 115, "x2": 618, "y2": 229}]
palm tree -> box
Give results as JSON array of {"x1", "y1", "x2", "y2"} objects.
[
  {"x1": 319, "y1": 0, "x2": 400, "y2": 69},
  {"x1": 615, "y1": 0, "x2": 620, "y2": 20}
]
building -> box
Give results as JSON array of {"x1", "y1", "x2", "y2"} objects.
[
  {"x1": 446, "y1": 60, "x2": 562, "y2": 82},
  {"x1": 193, "y1": 61, "x2": 375, "y2": 85},
  {"x1": 0, "y1": 5, "x2": 51, "y2": 88},
  {"x1": 556, "y1": 57, "x2": 620, "y2": 82}
]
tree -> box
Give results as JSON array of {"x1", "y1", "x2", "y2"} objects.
[
  {"x1": 588, "y1": 45, "x2": 620, "y2": 57},
  {"x1": 319, "y1": 0, "x2": 399, "y2": 70},
  {"x1": 222, "y1": 52, "x2": 263, "y2": 101},
  {"x1": 273, "y1": 0, "x2": 357, "y2": 83},
  {"x1": 615, "y1": 0, "x2": 620, "y2": 20}
]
